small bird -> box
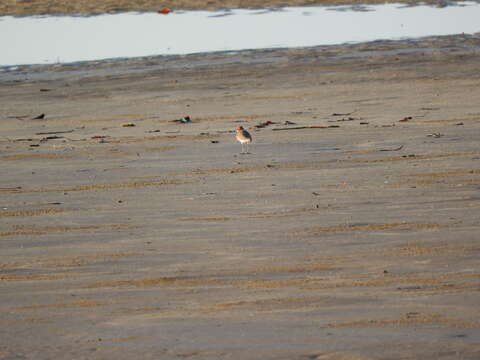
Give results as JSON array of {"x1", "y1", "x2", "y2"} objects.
[{"x1": 235, "y1": 126, "x2": 252, "y2": 154}]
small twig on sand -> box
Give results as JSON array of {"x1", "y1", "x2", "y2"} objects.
[
  {"x1": 379, "y1": 145, "x2": 404, "y2": 152},
  {"x1": 332, "y1": 110, "x2": 356, "y2": 116},
  {"x1": 63, "y1": 137, "x2": 86, "y2": 141},
  {"x1": 7, "y1": 115, "x2": 29, "y2": 120},
  {"x1": 250, "y1": 120, "x2": 276, "y2": 129},
  {"x1": 32, "y1": 113, "x2": 46, "y2": 120},
  {"x1": 36, "y1": 130, "x2": 74, "y2": 135},
  {"x1": 40, "y1": 136, "x2": 64, "y2": 142},
  {"x1": 328, "y1": 117, "x2": 358, "y2": 123},
  {"x1": 272, "y1": 125, "x2": 340, "y2": 131}
]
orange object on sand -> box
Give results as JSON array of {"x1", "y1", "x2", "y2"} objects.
[{"x1": 158, "y1": 8, "x2": 171, "y2": 14}]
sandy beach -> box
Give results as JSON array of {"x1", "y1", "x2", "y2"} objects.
[{"x1": 1, "y1": 4, "x2": 480, "y2": 358}]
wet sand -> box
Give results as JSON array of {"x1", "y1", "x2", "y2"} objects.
[{"x1": 1, "y1": 34, "x2": 480, "y2": 359}]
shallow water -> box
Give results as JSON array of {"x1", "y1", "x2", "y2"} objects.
[{"x1": 1, "y1": 2, "x2": 480, "y2": 66}]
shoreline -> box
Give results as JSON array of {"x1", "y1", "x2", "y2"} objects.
[
  {"x1": 3, "y1": 1, "x2": 479, "y2": 71},
  {"x1": 0, "y1": 0, "x2": 470, "y2": 17},
  {"x1": 2, "y1": 33, "x2": 480, "y2": 82}
]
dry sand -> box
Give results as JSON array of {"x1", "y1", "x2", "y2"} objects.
[{"x1": 1, "y1": 15, "x2": 480, "y2": 360}]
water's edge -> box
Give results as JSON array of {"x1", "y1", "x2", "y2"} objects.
[
  {"x1": 2, "y1": 33, "x2": 479, "y2": 83},
  {"x1": 2, "y1": 2, "x2": 480, "y2": 67}
]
